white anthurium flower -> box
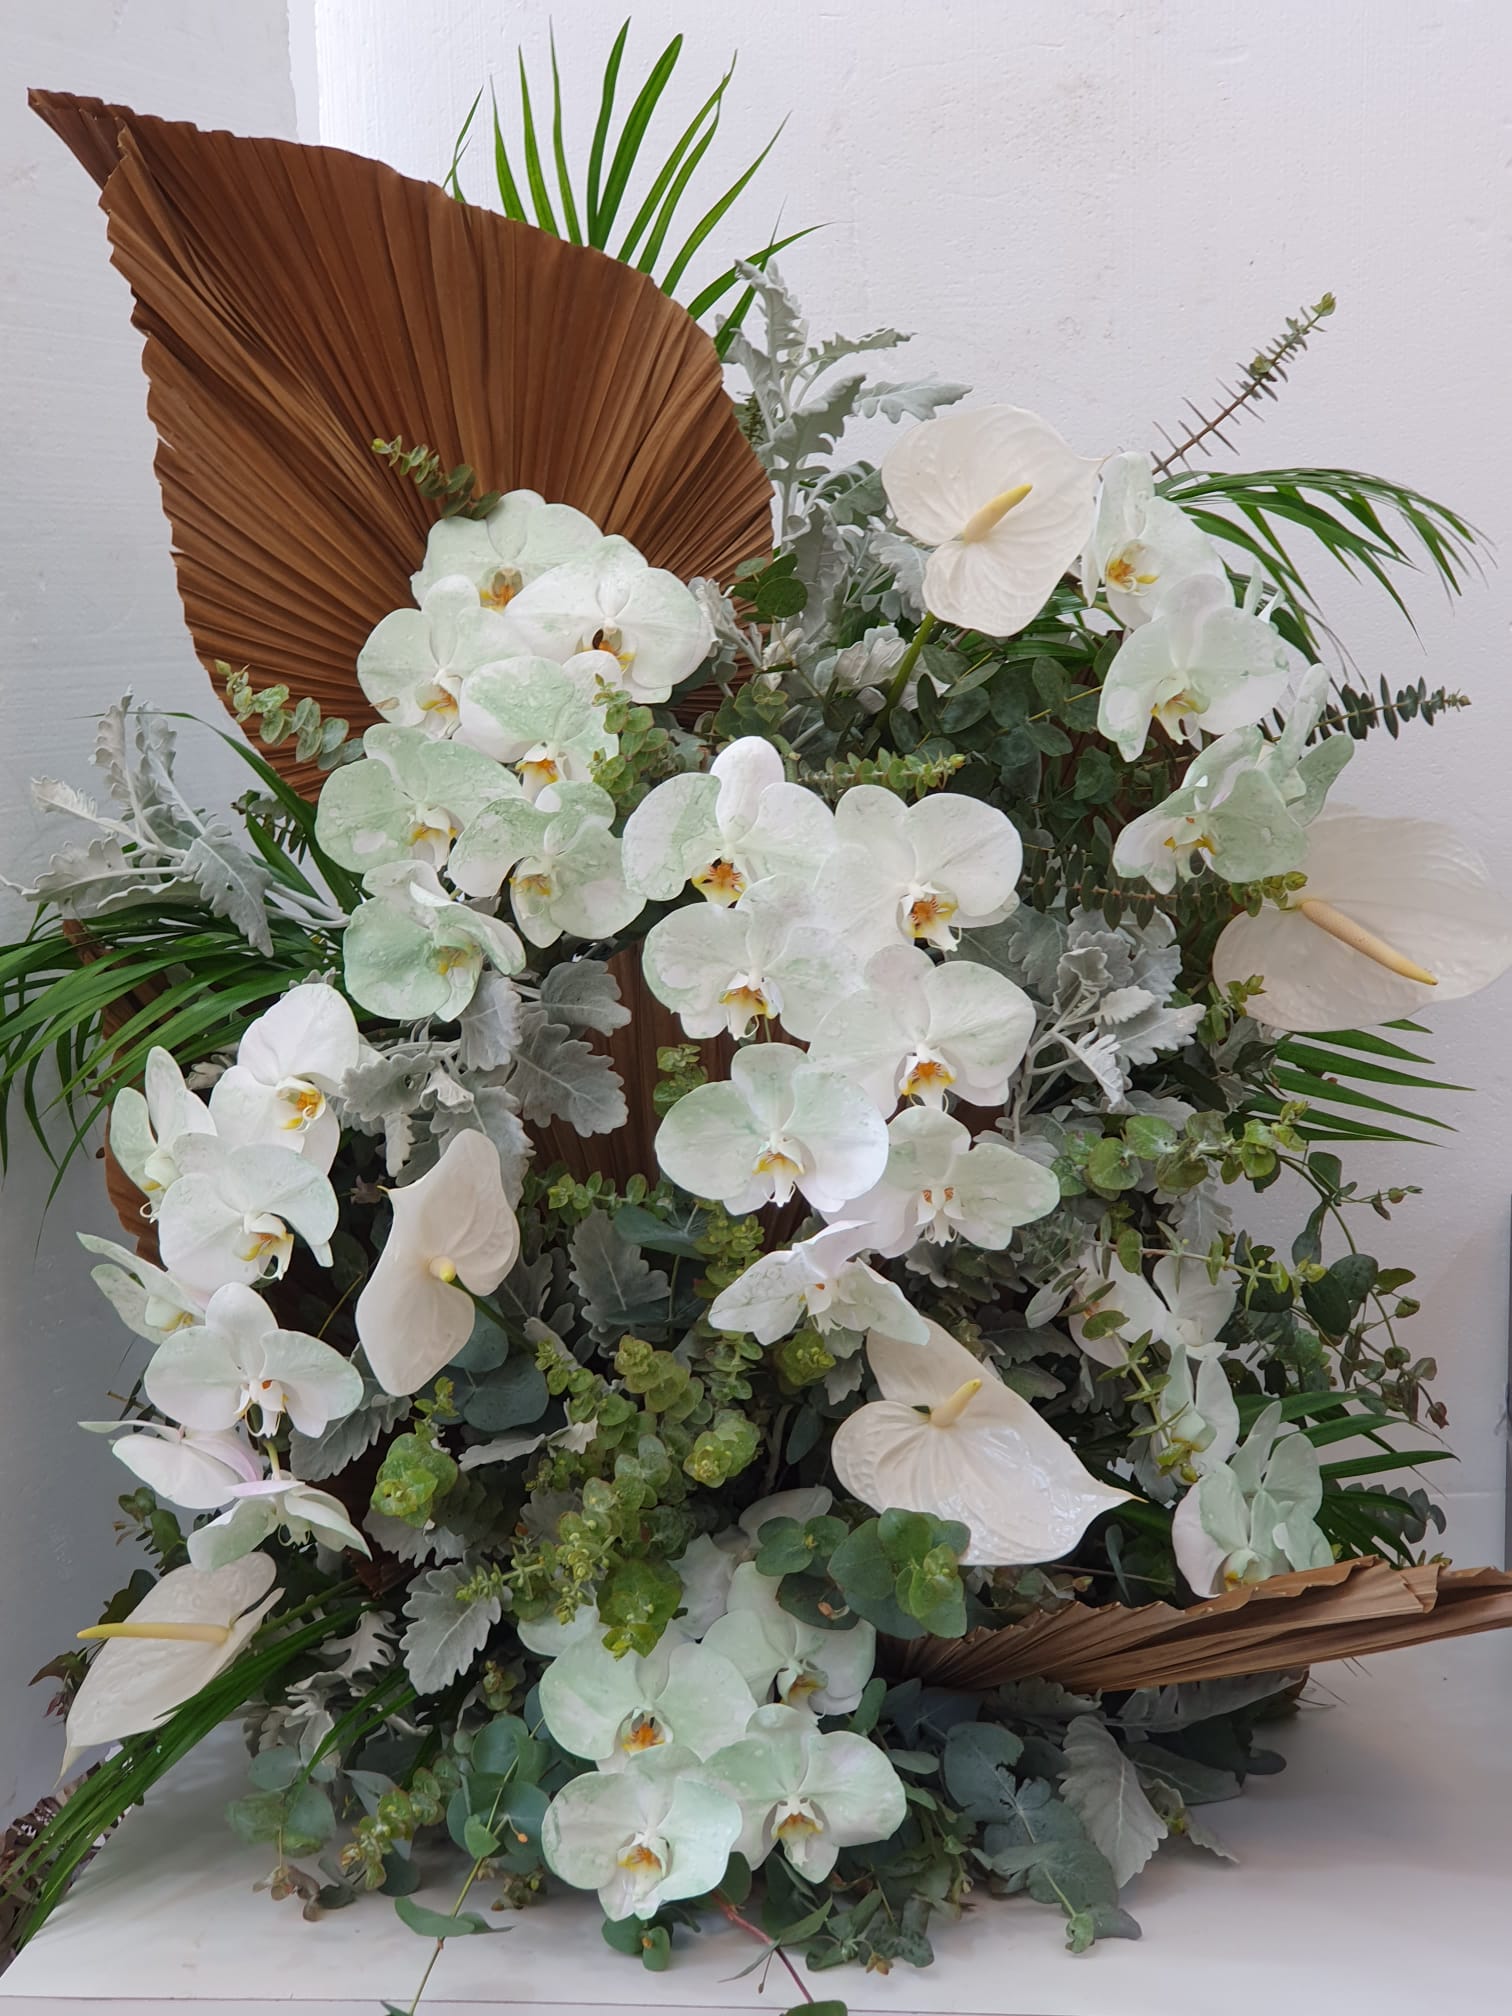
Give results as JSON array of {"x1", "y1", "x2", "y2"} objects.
[
  {"x1": 842, "y1": 1107, "x2": 1059, "y2": 1259},
  {"x1": 641, "y1": 876, "x2": 861, "y2": 1042},
  {"x1": 109, "y1": 1048, "x2": 216, "y2": 1205},
  {"x1": 207, "y1": 983, "x2": 362, "y2": 1174},
  {"x1": 539, "y1": 1633, "x2": 756, "y2": 1769},
  {"x1": 142, "y1": 1283, "x2": 363, "y2": 1437},
  {"x1": 96, "y1": 1420, "x2": 262, "y2": 1510},
  {"x1": 654, "y1": 1044, "x2": 889, "y2": 1215},
  {"x1": 356, "y1": 576, "x2": 518, "y2": 735},
  {"x1": 79, "y1": 1233, "x2": 208, "y2": 1344},
  {"x1": 494, "y1": 534, "x2": 714, "y2": 705},
  {"x1": 832, "y1": 1322, "x2": 1133, "y2": 1566},
  {"x1": 1172, "y1": 1402, "x2": 1332, "y2": 1596},
  {"x1": 1096, "y1": 572, "x2": 1297, "y2": 763},
  {"x1": 314, "y1": 725, "x2": 517, "y2": 875},
  {"x1": 819, "y1": 785, "x2": 1022, "y2": 957},
  {"x1": 1211, "y1": 805, "x2": 1512, "y2": 1033},
  {"x1": 448, "y1": 780, "x2": 644, "y2": 948},
  {"x1": 708, "y1": 1219, "x2": 929, "y2": 1348},
  {"x1": 1079, "y1": 451, "x2": 1224, "y2": 628},
  {"x1": 342, "y1": 861, "x2": 525, "y2": 1021},
  {"x1": 541, "y1": 1744, "x2": 742, "y2": 1922},
  {"x1": 703, "y1": 1563, "x2": 877, "y2": 1715},
  {"x1": 515, "y1": 1602, "x2": 605, "y2": 1659},
  {"x1": 881, "y1": 403, "x2": 1101, "y2": 637},
  {"x1": 702, "y1": 1703, "x2": 907, "y2": 1879},
  {"x1": 621, "y1": 737, "x2": 837, "y2": 906},
  {"x1": 1069, "y1": 1251, "x2": 1237, "y2": 1369},
  {"x1": 187, "y1": 1462, "x2": 372, "y2": 1572},
  {"x1": 156, "y1": 1137, "x2": 338, "y2": 1293},
  {"x1": 65, "y1": 1555, "x2": 281, "y2": 1758},
  {"x1": 1147, "y1": 1344, "x2": 1240, "y2": 1487},
  {"x1": 411, "y1": 490, "x2": 604, "y2": 609},
  {"x1": 355, "y1": 1130, "x2": 519, "y2": 1396},
  {"x1": 807, "y1": 942, "x2": 1035, "y2": 1113},
  {"x1": 454, "y1": 656, "x2": 618, "y2": 797}
]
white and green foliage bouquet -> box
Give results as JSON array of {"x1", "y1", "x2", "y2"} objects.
[{"x1": 8, "y1": 44, "x2": 1512, "y2": 2002}]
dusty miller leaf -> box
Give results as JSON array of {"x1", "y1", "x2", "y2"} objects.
[
  {"x1": 568, "y1": 1211, "x2": 671, "y2": 1336},
  {"x1": 1060, "y1": 1715, "x2": 1167, "y2": 1888},
  {"x1": 181, "y1": 829, "x2": 274, "y2": 953},
  {"x1": 400, "y1": 1564, "x2": 501, "y2": 1692},
  {"x1": 507, "y1": 1011, "x2": 626, "y2": 1134},
  {"x1": 458, "y1": 975, "x2": 524, "y2": 1071},
  {"x1": 289, "y1": 1386, "x2": 410, "y2": 1481},
  {"x1": 537, "y1": 959, "x2": 630, "y2": 1036},
  {"x1": 1116, "y1": 1673, "x2": 1297, "y2": 1731}
]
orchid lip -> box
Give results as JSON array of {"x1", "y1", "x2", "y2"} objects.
[{"x1": 1295, "y1": 897, "x2": 1437, "y2": 986}]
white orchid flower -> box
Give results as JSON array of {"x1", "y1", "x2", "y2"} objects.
[
  {"x1": 109, "y1": 1048, "x2": 215, "y2": 1206},
  {"x1": 314, "y1": 725, "x2": 516, "y2": 875},
  {"x1": 65, "y1": 1555, "x2": 281, "y2": 1758},
  {"x1": 621, "y1": 737, "x2": 836, "y2": 906},
  {"x1": 1097, "y1": 573, "x2": 1296, "y2": 762},
  {"x1": 1080, "y1": 452, "x2": 1224, "y2": 628},
  {"x1": 807, "y1": 942, "x2": 1035, "y2": 1112},
  {"x1": 881, "y1": 404, "x2": 1101, "y2": 637},
  {"x1": 671, "y1": 1536, "x2": 743, "y2": 1637},
  {"x1": 494, "y1": 534, "x2": 713, "y2": 705},
  {"x1": 1070, "y1": 1251, "x2": 1237, "y2": 1368},
  {"x1": 356, "y1": 576, "x2": 517, "y2": 735},
  {"x1": 832, "y1": 1322, "x2": 1132, "y2": 1566},
  {"x1": 79, "y1": 1233, "x2": 208, "y2": 1344},
  {"x1": 355, "y1": 1130, "x2": 519, "y2": 1396},
  {"x1": 1172, "y1": 1403, "x2": 1331, "y2": 1596},
  {"x1": 515, "y1": 1602, "x2": 606, "y2": 1659},
  {"x1": 1147, "y1": 1344, "x2": 1240, "y2": 1487},
  {"x1": 701, "y1": 1703, "x2": 907, "y2": 1879},
  {"x1": 98, "y1": 1419, "x2": 262, "y2": 1509},
  {"x1": 142, "y1": 1283, "x2": 362, "y2": 1437},
  {"x1": 448, "y1": 780, "x2": 643, "y2": 948},
  {"x1": 818, "y1": 785, "x2": 1022, "y2": 956},
  {"x1": 739, "y1": 1486, "x2": 834, "y2": 1541},
  {"x1": 703, "y1": 1563, "x2": 876, "y2": 1715},
  {"x1": 539, "y1": 1633, "x2": 756, "y2": 1768},
  {"x1": 541, "y1": 1745, "x2": 742, "y2": 1921},
  {"x1": 707, "y1": 1219, "x2": 928, "y2": 1347},
  {"x1": 207, "y1": 983, "x2": 361, "y2": 1174},
  {"x1": 654, "y1": 1044, "x2": 889, "y2": 1214},
  {"x1": 411, "y1": 491, "x2": 603, "y2": 609},
  {"x1": 342, "y1": 861, "x2": 524, "y2": 1021},
  {"x1": 455, "y1": 656, "x2": 617, "y2": 797},
  {"x1": 187, "y1": 1462, "x2": 371, "y2": 1571},
  {"x1": 156, "y1": 1137, "x2": 337, "y2": 1293},
  {"x1": 1212, "y1": 805, "x2": 1512, "y2": 1032},
  {"x1": 641, "y1": 875, "x2": 860, "y2": 1042},
  {"x1": 842, "y1": 1107, "x2": 1059, "y2": 1259}
]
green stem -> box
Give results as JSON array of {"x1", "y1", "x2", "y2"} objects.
[{"x1": 865, "y1": 610, "x2": 938, "y2": 750}]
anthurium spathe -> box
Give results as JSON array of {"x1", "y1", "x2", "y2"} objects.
[
  {"x1": 341, "y1": 862, "x2": 525, "y2": 1021},
  {"x1": 454, "y1": 656, "x2": 617, "y2": 795},
  {"x1": 831, "y1": 1323, "x2": 1132, "y2": 1565},
  {"x1": 313, "y1": 725, "x2": 517, "y2": 875},
  {"x1": 881, "y1": 404, "x2": 1101, "y2": 637},
  {"x1": 354, "y1": 1130, "x2": 519, "y2": 1396},
  {"x1": 654, "y1": 1043, "x2": 889, "y2": 1214},
  {"x1": 819, "y1": 784, "x2": 1022, "y2": 956},
  {"x1": 143, "y1": 1283, "x2": 362, "y2": 1437},
  {"x1": 1080, "y1": 451, "x2": 1224, "y2": 628},
  {"x1": 447, "y1": 780, "x2": 644, "y2": 947},
  {"x1": 356, "y1": 576, "x2": 517, "y2": 735},
  {"x1": 540, "y1": 1745, "x2": 742, "y2": 1921},
  {"x1": 411, "y1": 490, "x2": 604, "y2": 608},
  {"x1": 807, "y1": 942, "x2": 1035, "y2": 1112},
  {"x1": 187, "y1": 1465, "x2": 371, "y2": 1571},
  {"x1": 640, "y1": 875, "x2": 860, "y2": 1041},
  {"x1": 1096, "y1": 573, "x2": 1296, "y2": 762},
  {"x1": 65, "y1": 1555, "x2": 281, "y2": 1757},
  {"x1": 1211, "y1": 806, "x2": 1512, "y2": 1032},
  {"x1": 109, "y1": 1047, "x2": 215, "y2": 1205},
  {"x1": 707, "y1": 1219, "x2": 929, "y2": 1347},
  {"x1": 621, "y1": 737, "x2": 836, "y2": 906},
  {"x1": 700, "y1": 1703, "x2": 907, "y2": 1879},
  {"x1": 1070, "y1": 1251, "x2": 1237, "y2": 1368},
  {"x1": 1172, "y1": 1403, "x2": 1331, "y2": 1595},
  {"x1": 842, "y1": 1107, "x2": 1059, "y2": 1258},
  {"x1": 702, "y1": 1563, "x2": 877, "y2": 1714},
  {"x1": 207, "y1": 983, "x2": 362, "y2": 1174},
  {"x1": 539, "y1": 1633, "x2": 756, "y2": 1768},
  {"x1": 155, "y1": 1137, "x2": 337, "y2": 1293},
  {"x1": 493, "y1": 534, "x2": 714, "y2": 704}
]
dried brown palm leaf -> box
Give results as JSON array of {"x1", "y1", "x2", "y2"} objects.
[{"x1": 31, "y1": 90, "x2": 772, "y2": 797}]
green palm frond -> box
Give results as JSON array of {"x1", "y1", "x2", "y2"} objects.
[{"x1": 1251, "y1": 1019, "x2": 1465, "y2": 1146}]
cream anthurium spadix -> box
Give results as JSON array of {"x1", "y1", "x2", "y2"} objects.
[
  {"x1": 1080, "y1": 451, "x2": 1224, "y2": 628},
  {"x1": 1211, "y1": 806, "x2": 1512, "y2": 1032},
  {"x1": 356, "y1": 575, "x2": 517, "y2": 735},
  {"x1": 447, "y1": 779, "x2": 644, "y2": 948},
  {"x1": 143, "y1": 1283, "x2": 362, "y2": 1437},
  {"x1": 621, "y1": 736, "x2": 837, "y2": 906},
  {"x1": 703, "y1": 1562, "x2": 877, "y2": 1715},
  {"x1": 540, "y1": 1744, "x2": 742, "y2": 1922},
  {"x1": 653, "y1": 1043, "x2": 889, "y2": 1214},
  {"x1": 832, "y1": 1323, "x2": 1133, "y2": 1566},
  {"x1": 109, "y1": 1047, "x2": 215, "y2": 1206},
  {"x1": 156, "y1": 1137, "x2": 337, "y2": 1293},
  {"x1": 207, "y1": 982, "x2": 362, "y2": 1173},
  {"x1": 700, "y1": 1703, "x2": 907, "y2": 1881},
  {"x1": 1070, "y1": 1250, "x2": 1237, "y2": 1368},
  {"x1": 707, "y1": 1219, "x2": 930, "y2": 1347},
  {"x1": 539, "y1": 1633, "x2": 756, "y2": 1769},
  {"x1": 65, "y1": 1555, "x2": 281, "y2": 1758},
  {"x1": 342, "y1": 861, "x2": 525, "y2": 1021},
  {"x1": 842, "y1": 1107, "x2": 1059, "y2": 1258},
  {"x1": 1172, "y1": 1403, "x2": 1331, "y2": 1596},
  {"x1": 882, "y1": 403, "x2": 1101, "y2": 637},
  {"x1": 454, "y1": 655, "x2": 617, "y2": 796},
  {"x1": 641, "y1": 875, "x2": 861, "y2": 1042},
  {"x1": 494, "y1": 534, "x2": 715, "y2": 705},
  {"x1": 355, "y1": 1129, "x2": 519, "y2": 1396},
  {"x1": 314, "y1": 725, "x2": 518, "y2": 875},
  {"x1": 807, "y1": 942, "x2": 1035, "y2": 1112},
  {"x1": 819, "y1": 785, "x2": 1022, "y2": 956},
  {"x1": 411, "y1": 490, "x2": 604, "y2": 609}
]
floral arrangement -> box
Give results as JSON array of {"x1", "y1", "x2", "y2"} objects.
[{"x1": 9, "y1": 44, "x2": 1512, "y2": 2014}]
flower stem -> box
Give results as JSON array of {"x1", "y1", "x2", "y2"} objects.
[
  {"x1": 714, "y1": 1892, "x2": 813, "y2": 2003},
  {"x1": 866, "y1": 609, "x2": 938, "y2": 750}
]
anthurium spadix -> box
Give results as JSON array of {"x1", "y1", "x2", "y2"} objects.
[
  {"x1": 807, "y1": 942, "x2": 1035, "y2": 1112},
  {"x1": 707, "y1": 1219, "x2": 930, "y2": 1347},
  {"x1": 654, "y1": 1043, "x2": 889, "y2": 1215},
  {"x1": 640, "y1": 876, "x2": 860, "y2": 1041},
  {"x1": 355, "y1": 1130, "x2": 519, "y2": 1396},
  {"x1": 143, "y1": 1283, "x2": 363, "y2": 1437},
  {"x1": 356, "y1": 576, "x2": 517, "y2": 735},
  {"x1": 207, "y1": 983, "x2": 362, "y2": 1173},
  {"x1": 1070, "y1": 1251, "x2": 1237, "y2": 1368},
  {"x1": 314, "y1": 725, "x2": 517, "y2": 875},
  {"x1": 832, "y1": 1323, "x2": 1133, "y2": 1565},
  {"x1": 109, "y1": 1047, "x2": 215, "y2": 1205},
  {"x1": 819, "y1": 785, "x2": 1022, "y2": 956},
  {"x1": 156, "y1": 1137, "x2": 338, "y2": 1293},
  {"x1": 65, "y1": 1555, "x2": 281, "y2": 1757},
  {"x1": 1212, "y1": 806, "x2": 1512, "y2": 1032},
  {"x1": 1080, "y1": 452, "x2": 1224, "y2": 628},
  {"x1": 540, "y1": 1745, "x2": 742, "y2": 1922},
  {"x1": 411, "y1": 490, "x2": 604, "y2": 608},
  {"x1": 455, "y1": 656, "x2": 617, "y2": 795},
  {"x1": 187, "y1": 1465, "x2": 372, "y2": 1572},
  {"x1": 842, "y1": 1107, "x2": 1059, "y2": 1258},
  {"x1": 539, "y1": 1634, "x2": 757, "y2": 1768},
  {"x1": 621, "y1": 736, "x2": 837, "y2": 906},
  {"x1": 1172, "y1": 1402, "x2": 1331, "y2": 1596},
  {"x1": 341, "y1": 861, "x2": 525, "y2": 1021},
  {"x1": 703, "y1": 1563, "x2": 877, "y2": 1715},
  {"x1": 881, "y1": 403, "x2": 1101, "y2": 636},
  {"x1": 447, "y1": 780, "x2": 644, "y2": 948},
  {"x1": 493, "y1": 534, "x2": 715, "y2": 704},
  {"x1": 700, "y1": 1704, "x2": 906, "y2": 1881}
]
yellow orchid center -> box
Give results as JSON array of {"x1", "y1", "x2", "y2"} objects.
[
  {"x1": 588, "y1": 623, "x2": 636, "y2": 675},
  {"x1": 619, "y1": 1713, "x2": 666, "y2": 1755},
  {"x1": 753, "y1": 1145, "x2": 805, "y2": 1190},
  {"x1": 616, "y1": 1840, "x2": 665, "y2": 1873},
  {"x1": 692, "y1": 857, "x2": 746, "y2": 906},
  {"x1": 1151, "y1": 689, "x2": 1202, "y2": 738},
  {"x1": 1106, "y1": 545, "x2": 1161, "y2": 592},
  {"x1": 512, "y1": 870, "x2": 555, "y2": 899},
  {"x1": 429, "y1": 1256, "x2": 458, "y2": 1283},
  {"x1": 236, "y1": 1226, "x2": 291, "y2": 1269},
  {"x1": 959, "y1": 482, "x2": 1033, "y2": 543},
  {"x1": 408, "y1": 818, "x2": 457, "y2": 850},
  {"x1": 518, "y1": 754, "x2": 561, "y2": 793},
  {"x1": 418, "y1": 690, "x2": 459, "y2": 722},
  {"x1": 1295, "y1": 897, "x2": 1437, "y2": 986},
  {"x1": 479, "y1": 567, "x2": 523, "y2": 611},
  {"x1": 720, "y1": 980, "x2": 774, "y2": 1023},
  {"x1": 928, "y1": 1377, "x2": 983, "y2": 1429},
  {"x1": 775, "y1": 1803, "x2": 824, "y2": 1841},
  {"x1": 901, "y1": 1055, "x2": 956, "y2": 1099},
  {"x1": 905, "y1": 890, "x2": 958, "y2": 941},
  {"x1": 78, "y1": 1620, "x2": 233, "y2": 1646},
  {"x1": 280, "y1": 1084, "x2": 325, "y2": 1129},
  {"x1": 432, "y1": 944, "x2": 478, "y2": 976}
]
